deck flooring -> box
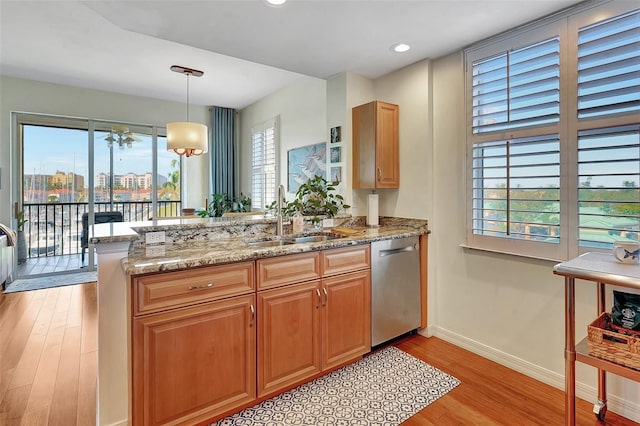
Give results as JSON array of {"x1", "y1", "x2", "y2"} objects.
[{"x1": 15, "y1": 254, "x2": 91, "y2": 279}]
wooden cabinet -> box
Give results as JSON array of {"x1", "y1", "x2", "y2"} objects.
[
  {"x1": 132, "y1": 265, "x2": 256, "y2": 426},
  {"x1": 257, "y1": 281, "x2": 321, "y2": 397},
  {"x1": 256, "y1": 252, "x2": 320, "y2": 290},
  {"x1": 132, "y1": 245, "x2": 372, "y2": 423},
  {"x1": 321, "y1": 269, "x2": 371, "y2": 369},
  {"x1": 257, "y1": 246, "x2": 371, "y2": 397},
  {"x1": 321, "y1": 244, "x2": 370, "y2": 276},
  {"x1": 320, "y1": 246, "x2": 371, "y2": 369},
  {"x1": 133, "y1": 261, "x2": 254, "y2": 315},
  {"x1": 352, "y1": 100, "x2": 399, "y2": 189}
]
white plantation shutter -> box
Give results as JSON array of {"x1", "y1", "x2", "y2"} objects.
[
  {"x1": 467, "y1": 26, "x2": 564, "y2": 259},
  {"x1": 251, "y1": 117, "x2": 278, "y2": 210},
  {"x1": 575, "y1": 8, "x2": 640, "y2": 255},
  {"x1": 578, "y1": 125, "x2": 640, "y2": 248},
  {"x1": 472, "y1": 134, "x2": 560, "y2": 242},
  {"x1": 577, "y1": 9, "x2": 640, "y2": 119},
  {"x1": 466, "y1": 5, "x2": 640, "y2": 260},
  {"x1": 472, "y1": 37, "x2": 560, "y2": 134}
]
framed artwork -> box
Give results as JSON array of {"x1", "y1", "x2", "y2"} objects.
[
  {"x1": 330, "y1": 166, "x2": 342, "y2": 184},
  {"x1": 287, "y1": 142, "x2": 326, "y2": 193},
  {"x1": 330, "y1": 126, "x2": 342, "y2": 144},
  {"x1": 330, "y1": 146, "x2": 341, "y2": 163}
]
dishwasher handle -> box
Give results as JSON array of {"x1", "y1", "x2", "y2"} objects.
[{"x1": 378, "y1": 244, "x2": 419, "y2": 257}]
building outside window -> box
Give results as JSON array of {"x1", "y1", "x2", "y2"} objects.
[{"x1": 16, "y1": 113, "x2": 181, "y2": 273}]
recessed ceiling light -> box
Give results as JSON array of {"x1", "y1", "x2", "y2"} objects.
[
  {"x1": 391, "y1": 43, "x2": 411, "y2": 53},
  {"x1": 265, "y1": 0, "x2": 287, "y2": 5}
]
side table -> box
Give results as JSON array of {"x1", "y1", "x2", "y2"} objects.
[{"x1": 553, "y1": 252, "x2": 640, "y2": 425}]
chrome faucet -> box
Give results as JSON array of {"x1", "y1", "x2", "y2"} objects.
[{"x1": 276, "y1": 184, "x2": 285, "y2": 236}]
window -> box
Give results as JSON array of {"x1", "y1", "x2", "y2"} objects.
[
  {"x1": 577, "y1": 9, "x2": 640, "y2": 119},
  {"x1": 578, "y1": 125, "x2": 640, "y2": 249},
  {"x1": 16, "y1": 113, "x2": 178, "y2": 272},
  {"x1": 472, "y1": 134, "x2": 560, "y2": 242},
  {"x1": 472, "y1": 37, "x2": 560, "y2": 134},
  {"x1": 251, "y1": 117, "x2": 279, "y2": 210},
  {"x1": 466, "y1": 5, "x2": 640, "y2": 260}
]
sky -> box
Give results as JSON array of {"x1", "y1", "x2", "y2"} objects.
[{"x1": 22, "y1": 125, "x2": 178, "y2": 183}]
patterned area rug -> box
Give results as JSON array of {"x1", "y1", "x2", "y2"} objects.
[
  {"x1": 213, "y1": 346, "x2": 460, "y2": 426},
  {"x1": 3, "y1": 271, "x2": 97, "y2": 293}
]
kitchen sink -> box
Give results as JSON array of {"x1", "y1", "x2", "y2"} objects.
[
  {"x1": 245, "y1": 238, "x2": 294, "y2": 248},
  {"x1": 245, "y1": 232, "x2": 345, "y2": 248},
  {"x1": 290, "y1": 234, "x2": 344, "y2": 243},
  {"x1": 246, "y1": 240, "x2": 294, "y2": 248},
  {"x1": 245, "y1": 236, "x2": 294, "y2": 248}
]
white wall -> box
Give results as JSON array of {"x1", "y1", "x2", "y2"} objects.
[
  {"x1": 337, "y1": 64, "x2": 432, "y2": 221},
  {"x1": 239, "y1": 77, "x2": 327, "y2": 200},
  {"x1": 372, "y1": 59, "x2": 431, "y2": 220},
  {"x1": 431, "y1": 52, "x2": 639, "y2": 419},
  {"x1": 345, "y1": 73, "x2": 374, "y2": 216},
  {"x1": 0, "y1": 76, "x2": 209, "y2": 225},
  {"x1": 326, "y1": 74, "x2": 350, "y2": 208}
]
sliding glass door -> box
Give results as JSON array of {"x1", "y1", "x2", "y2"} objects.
[{"x1": 17, "y1": 114, "x2": 180, "y2": 278}]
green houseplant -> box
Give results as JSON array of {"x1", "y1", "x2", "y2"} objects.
[
  {"x1": 199, "y1": 193, "x2": 252, "y2": 218},
  {"x1": 267, "y1": 175, "x2": 350, "y2": 222},
  {"x1": 295, "y1": 175, "x2": 349, "y2": 217}
]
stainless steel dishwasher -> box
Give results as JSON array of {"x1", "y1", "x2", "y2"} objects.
[{"x1": 371, "y1": 236, "x2": 421, "y2": 346}]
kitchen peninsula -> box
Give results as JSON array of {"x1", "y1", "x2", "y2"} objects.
[{"x1": 91, "y1": 215, "x2": 429, "y2": 426}]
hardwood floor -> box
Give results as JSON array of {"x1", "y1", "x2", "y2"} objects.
[
  {"x1": 0, "y1": 283, "x2": 96, "y2": 426},
  {"x1": 396, "y1": 335, "x2": 638, "y2": 425},
  {"x1": 0, "y1": 283, "x2": 637, "y2": 425}
]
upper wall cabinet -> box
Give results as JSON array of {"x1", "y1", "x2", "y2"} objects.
[{"x1": 352, "y1": 101, "x2": 399, "y2": 189}]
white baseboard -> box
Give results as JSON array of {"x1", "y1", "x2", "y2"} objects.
[
  {"x1": 99, "y1": 419, "x2": 127, "y2": 426},
  {"x1": 427, "y1": 326, "x2": 640, "y2": 423}
]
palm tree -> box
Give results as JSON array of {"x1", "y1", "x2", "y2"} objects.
[{"x1": 160, "y1": 159, "x2": 180, "y2": 201}]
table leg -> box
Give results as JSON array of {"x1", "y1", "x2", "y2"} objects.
[
  {"x1": 565, "y1": 277, "x2": 576, "y2": 426},
  {"x1": 595, "y1": 282, "x2": 607, "y2": 420}
]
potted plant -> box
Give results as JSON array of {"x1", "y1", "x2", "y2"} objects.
[
  {"x1": 294, "y1": 175, "x2": 349, "y2": 218},
  {"x1": 199, "y1": 193, "x2": 252, "y2": 218},
  {"x1": 16, "y1": 210, "x2": 28, "y2": 264},
  {"x1": 267, "y1": 176, "x2": 350, "y2": 226}
]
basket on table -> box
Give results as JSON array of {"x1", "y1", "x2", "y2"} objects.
[{"x1": 587, "y1": 312, "x2": 640, "y2": 371}]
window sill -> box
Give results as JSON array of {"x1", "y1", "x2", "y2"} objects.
[{"x1": 459, "y1": 243, "x2": 564, "y2": 263}]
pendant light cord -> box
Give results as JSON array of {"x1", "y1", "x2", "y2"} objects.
[{"x1": 186, "y1": 72, "x2": 190, "y2": 122}]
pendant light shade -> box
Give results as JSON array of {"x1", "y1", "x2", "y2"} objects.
[
  {"x1": 167, "y1": 122, "x2": 208, "y2": 157},
  {"x1": 167, "y1": 65, "x2": 208, "y2": 157}
]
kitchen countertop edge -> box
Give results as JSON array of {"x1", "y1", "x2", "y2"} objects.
[{"x1": 90, "y1": 216, "x2": 429, "y2": 276}]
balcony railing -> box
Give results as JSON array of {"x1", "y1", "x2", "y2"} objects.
[{"x1": 22, "y1": 201, "x2": 181, "y2": 258}]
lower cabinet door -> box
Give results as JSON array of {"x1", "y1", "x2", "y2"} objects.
[
  {"x1": 322, "y1": 270, "x2": 371, "y2": 370},
  {"x1": 257, "y1": 280, "x2": 322, "y2": 397},
  {"x1": 132, "y1": 294, "x2": 256, "y2": 426}
]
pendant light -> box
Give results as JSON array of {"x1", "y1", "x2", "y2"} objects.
[{"x1": 167, "y1": 65, "x2": 208, "y2": 157}]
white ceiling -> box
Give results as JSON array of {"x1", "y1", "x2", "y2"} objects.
[{"x1": 0, "y1": 0, "x2": 582, "y2": 110}]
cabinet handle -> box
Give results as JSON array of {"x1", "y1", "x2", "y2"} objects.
[
  {"x1": 377, "y1": 167, "x2": 382, "y2": 181},
  {"x1": 188, "y1": 282, "x2": 214, "y2": 291},
  {"x1": 323, "y1": 288, "x2": 328, "y2": 306},
  {"x1": 316, "y1": 289, "x2": 321, "y2": 308},
  {"x1": 250, "y1": 304, "x2": 255, "y2": 326}
]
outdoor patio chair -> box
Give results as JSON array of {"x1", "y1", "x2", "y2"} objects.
[{"x1": 81, "y1": 211, "x2": 123, "y2": 264}]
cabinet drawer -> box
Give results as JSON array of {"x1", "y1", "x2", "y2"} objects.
[
  {"x1": 133, "y1": 261, "x2": 255, "y2": 315},
  {"x1": 257, "y1": 252, "x2": 320, "y2": 290},
  {"x1": 321, "y1": 245, "x2": 370, "y2": 277}
]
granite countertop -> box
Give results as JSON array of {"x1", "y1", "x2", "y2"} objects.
[{"x1": 90, "y1": 216, "x2": 429, "y2": 276}]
